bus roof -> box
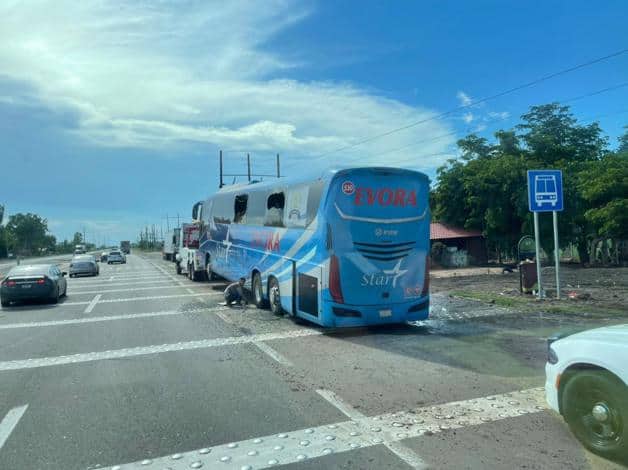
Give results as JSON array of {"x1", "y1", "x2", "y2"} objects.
[{"x1": 213, "y1": 167, "x2": 429, "y2": 196}]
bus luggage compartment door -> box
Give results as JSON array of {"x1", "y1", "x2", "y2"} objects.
[{"x1": 296, "y1": 265, "x2": 322, "y2": 317}]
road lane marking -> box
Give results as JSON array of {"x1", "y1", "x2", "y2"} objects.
[
  {"x1": 70, "y1": 279, "x2": 173, "y2": 290},
  {"x1": 253, "y1": 341, "x2": 293, "y2": 367},
  {"x1": 0, "y1": 310, "x2": 191, "y2": 329},
  {"x1": 0, "y1": 328, "x2": 322, "y2": 371},
  {"x1": 0, "y1": 404, "x2": 28, "y2": 451},
  {"x1": 62, "y1": 292, "x2": 219, "y2": 306},
  {"x1": 316, "y1": 389, "x2": 366, "y2": 420},
  {"x1": 84, "y1": 294, "x2": 101, "y2": 313},
  {"x1": 214, "y1": 310, "x2": 233, "y2": 324},
  {"x1": 317, "y1": 389, "x2": 426, "y2": 468},
  {"x1": 100, "y1": 388, "x2": 547, "y2": 470},
  {"x1": 70, "y1": 285, "x2": 189, "y2": 295}
]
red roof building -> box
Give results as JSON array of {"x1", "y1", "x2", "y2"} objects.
[{"x1": 430, "y1": 222, "x2": 487, "y2": 266}]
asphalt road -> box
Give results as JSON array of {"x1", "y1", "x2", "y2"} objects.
[{"x1": 0, "y1": 253, "x2": 625, "y2": 469}]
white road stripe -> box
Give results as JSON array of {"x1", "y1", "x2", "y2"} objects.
[
  {"x1": 83, "y1": 294, "x2": 101, "y2": 313},
  {"x1": 62, "y1": 292, "x2": 218, "y2": 306},
  {"x1": 253, "y1": 341, "x2": 293, "y2": 367},
  {"x1": 70, "y1": 285, "x2": 187, "y2": 295},
  {"x1": 101, "y1": 388, "x2": 547, "y2": 470},
  {"x1": 214, "y1": 310, "x2": 233, "y2": 324},
  {"x1": 0, "y1": 309, "x2": 194, "y2": 329},
  {"x1": 70, "y1": 279, "x2": 172, "y2": 290},
  {"x1": 317, "y1": 389, "x2": 426, "y2": 468},
  {"x1": 0, "y1": 404, "x2": 28, "y2": 451},
  {"x1": 316, "y1": 389, "x2": 366, "y2": 420},
  {"x1": 0, "y1": 328, "x2": 321, "y2": 371}
]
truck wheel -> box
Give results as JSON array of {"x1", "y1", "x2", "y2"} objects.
[
  {"x1": 269, "y1": 277, "x2": 283, "y2": 316},
  {"x1": 253, "y1": 272, "x2": 268, "y2": 309},
  {"x1": 192, "y1": 267, "x2": 201, "y2": 282},
  {"x1": 562, "y1": 370, "x2": 628, "y2": 461},
  {"x1": 176, "y1": 262, "x2": 182, "y2": 275}
]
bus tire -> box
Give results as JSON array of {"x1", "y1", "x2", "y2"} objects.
[
  {"x1": 269, "y1": 277, "x2": 282, "y2": 316},
  {"x1": 252, "y1": 272, "x2": 268, "y2": 309},
  {"x1": 176, "y1": 262, "x2": 182, "y2": 275}
]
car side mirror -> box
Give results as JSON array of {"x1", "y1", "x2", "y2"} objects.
[{"x1": 62, "y1": 272, "x2": 68, "y2": 276}]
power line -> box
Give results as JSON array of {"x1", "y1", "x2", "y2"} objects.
[
  {"x1": 310, "y1": 48, "x2": 628, "y2": 160},
  {"x1": 353, "y1": 81, "x2": 628, "y2": 162}
]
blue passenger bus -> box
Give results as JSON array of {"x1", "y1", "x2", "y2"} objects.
[{"x1": 194, "y1": 167, "x2": 430, "y2": 327}]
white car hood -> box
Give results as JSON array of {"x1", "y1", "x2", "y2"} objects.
[{"x1": 566, "y1": 323, "x2": 628, "y2": 346}]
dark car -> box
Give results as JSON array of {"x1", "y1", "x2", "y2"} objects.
[
  {"x1": 1, "y1": 264, "x2": 67, "y2": 307},
  {"x1": 69, "y1": 255, "x2": 99, "y2": 277}
]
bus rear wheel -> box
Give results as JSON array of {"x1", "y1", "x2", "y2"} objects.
[
  {"x1": 252, "y1": 272, "x2": 268, "y2": 309},
  {"x1": 269, "y1": 277, "x2": 282, "y2": 316}
]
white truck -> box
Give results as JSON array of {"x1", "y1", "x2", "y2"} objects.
[
  {"x1": 162, "y1": 228, "x2": 180, "y2": 261},
  {"x1": 175, "y1": 222, "x2": 206, "y2": 281}
]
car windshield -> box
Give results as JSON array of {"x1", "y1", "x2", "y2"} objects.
[{"x1": 1, "y1": 3, "x2": 627, "y2": 470}]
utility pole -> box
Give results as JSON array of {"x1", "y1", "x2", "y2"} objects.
[
  {"x1": 219, "y1": 150, "x2": 224, "y2": 188},
  {"x1": 247, "y1": 153, "x2": 251, "y2": 182},
  {"x1": 276, "y1": 153, "x2": 280, "y2": 178},
  {"x1": 166, "y1": 214, "x2": 170, "y2": 232},
  {"x1": 177, "y1": 213, "x2": 180, "y2": 228}
]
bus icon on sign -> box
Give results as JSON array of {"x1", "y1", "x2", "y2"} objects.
[
  {"x1": 527, "y1": 170, "x2": 563, "y2": 212},
  {"x1": 534, "y1": 174, "x2": 557, "y2": 207}
]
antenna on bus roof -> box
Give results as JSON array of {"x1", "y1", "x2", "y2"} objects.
[{"x1": 219, "y1": 150, "x2": 282, "y2": 188}]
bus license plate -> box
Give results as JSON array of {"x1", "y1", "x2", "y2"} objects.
[{"x1": 379, "y1": 309, "x2": 392, "y2": 318}]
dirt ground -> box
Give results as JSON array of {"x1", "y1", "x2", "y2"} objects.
[{"x1": 431, "y1": 265, "x2": 628, "y2": 316}]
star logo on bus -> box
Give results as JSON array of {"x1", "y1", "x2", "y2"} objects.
[{"x1": 383, "y1": 260, "x2": 407, "y2": 288}]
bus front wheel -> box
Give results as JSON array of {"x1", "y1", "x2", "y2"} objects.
[
  {"x1": 253, "y1": 273, "x2": 269, "y2": 309},
  {"x1": 269, "y1": 277, "x2": 282, "y2": 315}
]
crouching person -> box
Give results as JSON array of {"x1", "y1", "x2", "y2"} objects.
[{"x1": 224, "y1": 277, "x2": 247, "y2": 306}]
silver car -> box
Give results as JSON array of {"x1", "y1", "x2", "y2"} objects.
[
  {"x1": 107, "y1": 250, "x2": 126, "y2": 264},
  {"x1": 69, "y1": 255, "x2": 99, "y2": 278}
]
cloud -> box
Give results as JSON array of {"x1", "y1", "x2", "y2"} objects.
[
  {"x1": 463, "y1": 113, "x2": 474, "y2": 124},
  {"x1": 487, "y1": 111, "x2": 510, "y2": 120},
  {"x1": 456, "y1": 91, "x2": 474, "y2": 107},
  {"x1": 0, "y1": 0, "x2": 455, "y2": 173}
]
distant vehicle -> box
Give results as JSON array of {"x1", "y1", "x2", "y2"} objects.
[
  {"x1": 120, "y1": 241, "x2": 131, "y2": 254},
  {"x1": 545, "y1": 325, "x2": 628, "y2": 461},
  {"x1": 534, "y1": 174, "x2": 558, "y2": 207},
  {"x1": 162, "y1": 228, "x2": 180, "y2": 261},
  {"x1": 69, "y1": 255, "x2": 99, "y2": 277},
  {"x1": 107, "y1": 250, "x2": 126, "y2": 264},
  {"x1": 74, "y1": 244, "x2": 87, "y2": 254},
  {"x1": 101, "y1": 251, "x2": 109, "y2": 262},
  {"x1": 196, "y1": 167, "x2": 431, "y2": 327},
  {"x1": 175, "y1": 222, "x2": 204, "y2": 280},
  {"x1": 1, "y1": 264, "x2": 67, "y2": 307}
]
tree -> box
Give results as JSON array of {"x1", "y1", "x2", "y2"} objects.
[
  {"x1": 72, "y1": 232, "x2": 83, "y2": 246},
  {"x1": 5, "y1": 213, "x2": 49, "y2": 256},
  {"x1": 618, "y1": 125, "x2": 628, "y2": 154}
]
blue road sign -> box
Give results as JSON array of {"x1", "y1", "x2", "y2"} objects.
[{"x1": 527, "y1": 170, "x2": 563, "y2": 212}]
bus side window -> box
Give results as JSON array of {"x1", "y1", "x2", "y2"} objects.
[
  {"x1": 234, "y1": 194, "x2": 248, "y2": 223},
  {"x1": 213, "y1": 195, "x2": 233, "y2": 224},
  {"x1": 265, "y1": 192, "x2": 285, "y2": 227}
]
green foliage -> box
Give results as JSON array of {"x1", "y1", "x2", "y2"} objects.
[
  {"x1": 5, "y1": 213, "x2": 50, "y2": 256},
  {"x1": 433, "y1": 102, "x2": 625, "y2": 262}
]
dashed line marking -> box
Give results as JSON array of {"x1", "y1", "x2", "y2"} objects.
[
  {"x1": 83, "y1": 294, "x2": 101, "y2": 313},
  {"x1": 62, "y1": 292, "x2": 219, "y2": 306},
  {"x1": 70, "y1": 279, "x2": 172, "y2": 291},
  {"x1": 214, "y1": 310, "x2": 233, "y2": 324},
  {"x1": 70, "y1": 285, "x2": 189, "y2": 295},
  {"x1": 0, "y1": 328, "x2": 322, "y2": 371},
  {"x1": 100, "y1": 388, "x2": 547, "y2": 470},
  {"x1": 316, "y1": 389, "x2": 366, "y2": 420},
  {"x1": 253, "y1": 341, "x2": 293, "y2": 367},
  {"x1": 0, "y1": 404, "x2": 28, "y2": 451}
]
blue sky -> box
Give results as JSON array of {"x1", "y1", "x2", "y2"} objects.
[{"x1": 1, "y1": 0, "x2": 627, "y2": 244}]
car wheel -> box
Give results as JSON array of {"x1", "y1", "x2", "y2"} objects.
[
  {"x1": 562, "y1": 370, "x2": 628, "y2": 461},
  {"x1": 252, "y1": 272, "x2": 268, "y2": 309},
  {"x1": 1, "y1": 298, "x2": 9, "y2": 308},
  {"x1": 268, "y1": 277, "x2": 283, "y2": 316}
]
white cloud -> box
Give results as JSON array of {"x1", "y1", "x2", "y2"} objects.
[
  {"x1": 0, "y1": 0, "x2": 455, "y2": 173},
  {"x1": 456, "y1": 91, "x2": 474, "y2": 107},
  {"x1": 463, "y1": 112, "x2": 474, "y2": 124},
  {"x1": 487, "y1": 111, "x2": 510, "y2": 120}
]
